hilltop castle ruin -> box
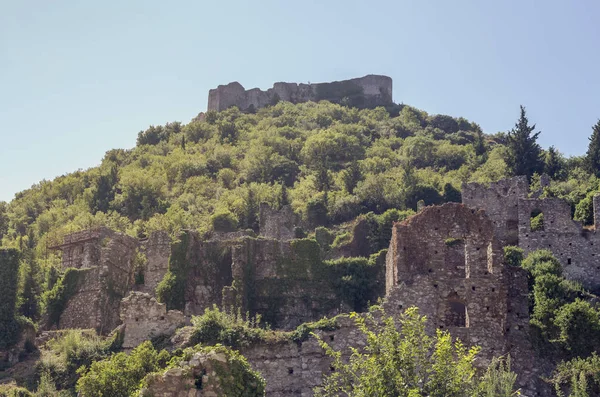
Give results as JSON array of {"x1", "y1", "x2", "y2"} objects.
[{"x1": 207, "y1": 75, "x2": 393, "y2": 112}]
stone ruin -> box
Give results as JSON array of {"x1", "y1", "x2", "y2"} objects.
[
  {"x1": 463, "y1": 176, "x2": 600, "y2": 292},
  {"x1": 207, "y1": 74, "x2": 393, "y2": 112},
  {"x1": 119, "y1": 292, "x2": 186, "y2": 350},
  {"x1": 40, "y1": 197, "x2": 563, "y2": 395}
]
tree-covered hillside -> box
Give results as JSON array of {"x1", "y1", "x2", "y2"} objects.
[{"x1": 1, "y1": 100, "x2": 599, "y2": 322}]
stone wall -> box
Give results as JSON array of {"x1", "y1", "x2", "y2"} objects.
[
  {"x1": 461, "y1": 176, "x2": 529, "y2": 246},
  {"x1": 384, "y1": 203, "x2": 539, "y2": 393},
  {"x1": 241, "y1": 315, "x2": 359, "y2": 396},
  {"x1": 138, "y1": 231, "x2": 171, "y2": 295},
  {"x1": 52, "y1": 229, "x2": 140, "y2": 334},
  {"x1": 463, "y1": 176, "x2": 600, "y2": 292},
  {"x1": 259, "y1": 204, "x2": 297, "y2": 241},
  {"x1": 177, "y1": 232, "x2": 346, "y2": 329},
  {"x1": 227, "y1": 238, "x2": 346, "y2": 330},
  {"x1": 518, "y1": 197, "x2": 600, "y2": 291},
  {"x1": 207, "y1": 75, "x2": 393, "y2": 112},
  {"x1": 120, "y1": 292, "x2": 186, "y2": 350}
]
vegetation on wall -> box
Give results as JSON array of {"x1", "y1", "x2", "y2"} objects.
[{"x1": 42, "y1": 267, "x2": 87, "y2": 327}]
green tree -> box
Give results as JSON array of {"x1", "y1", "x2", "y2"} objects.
[
  {"x1": 0, "y1": 249, "x2": 21, "y2": 349},
  {"x1": 315, "y1": 307, "x2": 518, "y2": 397},
  {"x1": 545, "y1": 146, "x2": 564, "y2": 179},
  {"x1": 585, "y1": 120, "x2": 600, "y2": 177},
  {"x1": 341, "y1": 160, "x2": 363, "y2": 194},
  {"x1": 505, "y1": 106, "x2": 544, "y2": 179},
  {"x1": 473, "y1": 127, "x2": 487, "y2": 157}
]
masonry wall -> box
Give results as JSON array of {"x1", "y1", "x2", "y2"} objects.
[
  {"x1": 120, "y1": 292, "x2": 186, "y2": 350},
  {"x1": 384, "y1": 204, "x2": 539, "y2": 393},
  {"x1": 463, "y1": 176, "x2": 600, "y2": 292},
  {"x1": 461, "y1": 176, "x2": 529, "y2": 246},
  {"x1": 241, "y1": 315, "x2": 359, "y2": 397},
  {"x1": 207, "y1": 75, "x2": 393, "y2": 112},
  {"x1": 229, "y1": 238, "x2": 345, "y2": 330},
  {"x1": 259, "y1": 204, "x2": 297, "y2": 241},
  {"x1": 55, "y1": 230, "x2": 139, "y2": 334},
  {"x1": 138, "y1": 231, "x2": 171, "y2": 295},
  {"x1": 518, "y1": 197, "x2": 600, "y2": 291}
]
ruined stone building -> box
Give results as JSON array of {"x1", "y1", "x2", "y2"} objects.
[
  {"x1": 463, "y1": 176, "x2": 600, "y2": 292},
  {"x1": 207, "y1": 75, "x2": 393, "y2": 112},
  {"x1": 44, "y1": 198, "x2": 554, "y2": 395}
]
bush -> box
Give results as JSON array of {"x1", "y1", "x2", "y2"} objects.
[
  {"x1": 530, "y1": 212, "x2": 544, "y2": 232},
  {"x1": 211, "y1": 210, "x2": 239, "y2": 232},
  {"x1": 187, "y1": 306, "x2": 269, "y2": 349},
  {"x1": 37, "y1": 330, "x2": 118, "y2": 391},
  {"x1": 503, "y1": 246, "x2": 524, "y2": 267},
  {"x1": 554, "y1": 299, "x2": 600, "y2": 357},
  {"x1": 76, "y1": 341, "x2": 170, "y2": 397},
  {"x1": 574, "y1": 192, "x2": 595, "y2": 226},
  {"x1": 521, "y1": 249, "x2": 562, "y2": 278}
]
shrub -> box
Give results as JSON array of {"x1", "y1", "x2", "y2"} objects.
[
  {"x1": 76, "y1": 341, "x2": 170, "y2": 397},
  {"x1": 314, "y1": 307, "x2": 518, "y2": 397},
  {"x1": 37, "y1": 330, "x2": 118, "y2": 391},
  {"x1": 530, "y1": 212, "x2": 544, "y2": 232},
  {"x1": 503, "y1": 246, "x2": 524, "y2": 267},
  {"x1": 554, "y1": 299, "x2": 600, "y2": 357},
  {"x1": 211, "y1": 210, "x2": 239, "y2": 232},
  {"x1": 521, "y1": 249, "x2": 562, "y2": 278},
  {"x1": 187, "y1": 306, "x2": 269, "y2": 349}
]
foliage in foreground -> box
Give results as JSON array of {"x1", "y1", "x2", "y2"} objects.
[
  {"x1": 36, "y1": 329, "x2": 119, "y2": 392},
  {"x1": 76, "y1": 341, "x2": 170, "y2": 397},
  {"x1": 314, "y1": 306, "x2": 519, "y2": 397}
]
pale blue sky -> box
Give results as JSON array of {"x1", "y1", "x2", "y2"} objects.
[{"x1": 1, "y1": 0, "x2": 599, "y2": 202}]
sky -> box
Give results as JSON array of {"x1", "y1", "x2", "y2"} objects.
[{"x1": 1, "y1": 0, "x2": 599, "y2": 202}]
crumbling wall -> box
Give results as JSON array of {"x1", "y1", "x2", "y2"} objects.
[
  {"x1": 51, "y1": 227, "x2": 117, "y2": 269},
  {"x1": 241, "y1": 316, "x2": 358, "y2": 396},
  {"x1": 384, "y1": 203, "x2": 538, "y2": 392},
  {"x1": 120, "y1": 292, "x2": 185, "y2": 349},
  {"x1": 53, "y1": 229, "x2": 139, "y2": 334},
  {"x1": 461, "y1": 176, "x2": 528, "y2": 246},
  {"x1": 139, "y1": 231, "x2": 171, "y2": 295},
  {"x1": 207, "y1": 75, "x2": 393, "y2": 112},
  {"x1": 141, "y1": 346, "x2": 266, "y2": 397},
  {"x1": 259, "y1": 203, "x2": 297, "y2": 241},
  {"x1": 518, "y1": 197, "x2": 600, "y2": 291},
  {"x1": 463, "y1": 177, "x2": 600, "y2": 292}
]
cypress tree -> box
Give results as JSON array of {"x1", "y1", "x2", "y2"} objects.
[
  {"x1": 473, "y1": 127, "x2": 487, "y2": 157},
  {"x1": 544, "y1": 146, "x2": 563, "y2": 179},
  {"x1": 506, "y1": 105, "x2": 544, "y2": 179},
  {"x1": 585, "y1": 120, "x2": 600, "y2": 177}
]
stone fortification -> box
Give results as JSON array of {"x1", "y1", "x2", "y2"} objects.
[
  {"x1": 172, "y1": 232, "x2": 357, "y2": 329},
  {"x1": 207, "y1": 75, "x2": 393, "y2": 112},
  {"x1": 49, "y1": 228, "x2": 140, "y2": 334},
  {"x1": 463, "y1": 176, "x2": 600, "y2": 291},
  {"x1": 383, "y1": 204, "x2": 537, "y2": 392},
  {"x1": 119, "y1": 292, "x2": 186, "y2": 350}
]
